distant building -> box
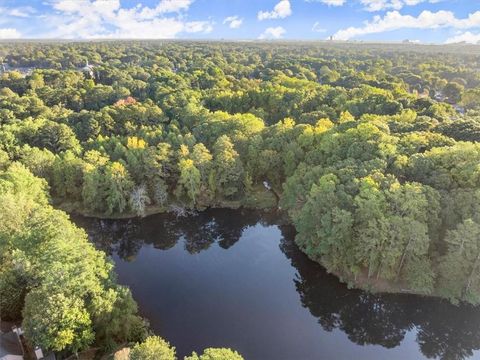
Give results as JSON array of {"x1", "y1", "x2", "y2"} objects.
[
  {"x1": 0, "y1": 323, "x2": 55, "y2": 360},
  {"x1": 0, "y1": 64, "x2": 33, "y2": 77},
  {"x1": 0, "y1": 324, "x2": 23, "y2": 360},
  {"x1": 15, "y1": 68, "x2": 34, "y2": 76},
  {"x1": 454, "y1": 105, "x2": 466, "y2": 114},
  {"x1": 81, "y1": 60, "x2": 95, "y2": 79},
  {"x1": 434, "y1": 91, "x2": 446, "y2": 102},
  {"x1": 263, "y1": 181, "x2": 272, "y2": 191}
]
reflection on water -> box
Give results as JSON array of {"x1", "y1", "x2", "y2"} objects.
[
  {"x1": 280, "y1": 225, "x2": 480, "y2": 360},
  {"x1": 74, "y1": 209, "x2": 480, "y2": 360}
]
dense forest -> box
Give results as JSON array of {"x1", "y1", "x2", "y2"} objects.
[{"x1": 1, "y1": 41, "x2": 480, "y2": 357}]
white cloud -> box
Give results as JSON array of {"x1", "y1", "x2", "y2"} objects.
[
  {"x1": 312, "y1": 22, "x2": 327, "y2": 32},
  {"x1": 258, "y1": 0, "x2": 292, "y2": 20},
  {"x1": 306, "y1": 0, "x2": 346, "y2": 6},
  {"x1": 184, "y1": 21, "x2": 214, "y2": 33},
  {"x1": 51, "y1": 0, "x2": 85, "y2": 13},
  {"x1": 360, "y1": 0, "x2": 443, "y2": 12},
  {"x1": 223, "y1": 15, "x2": 243, "y2": 29},
  {"x1": 324, "y1": 0, "x2": 347, "y2": 5},
  {"x1": 360, "y1": 0, "x2": 402, "y2": 12},
  {"x1": 259, "y1": 26, "x2": 286, "y2": 39},
  {"x1": 0, "y1": 28, "x2": 21, "y2": 39},
  {"x1": 334, "y1": 10, "x2": 480, "y2": 40},
  {"x1": 306, "y1": 0, "x2": 443, "y2": 10},
  {"x1": 52, "y1": 0, "x2": 192, "y2": 17},
  {"x1": 446, "y1": 31, "x2": 480, "y2": 44},
  {"x1": 150, "y1": 0, "x2": 194, "y2": 14},
  {"x1": 7, "y1": 6, "x2": 36, "y2": 17},
  {"x1": 0, "y1": 6, "x2": 36, "y2": 18},
  {"x1": 37, "y1": 0, "x2": 213, "y2": 39},
  {"x1": 137, "y1": 0, "x2": 194, "y2": 19}
]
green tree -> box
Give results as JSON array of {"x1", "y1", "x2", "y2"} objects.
[
  {"x1": 104, "y1": 162, "x2": 134, "y2": 215},
  {"x1": 444, "y1": 82, "x2": 464, "y2": 104},
  {"x1": 185, "y1": 348, "x2": 244, "y2": 360},
  {"x1": 23, "y1": 291, "x2": 94, "y2": 354},
  {"x1": 0, "y1": 255, "x2": 29, "y2": 320},
  {"x1": 462, "y1": 88, "x2": 480, "y2": 110},
  {"x1": 212, "y1": 136, "x2": 244, "y2": 199},
  {"x1": 130, "y1": 336, "x2": 176, "y2": 360},
  {"x1": 51, "y1": 151, "x2": 85, "y2": 200},
  {"x1": 33, "y1": 121, "x2": 81, "y2": 154},
  {"x1": 439, "y1": 219, "x2": 480, "y2": 304},
  {"x1": 353, "y1": 176, "x2": 389, "y2": 279},
  {"x1": 293, "y1": 173, "x2": 355, "y2": 275},
  {"x1": 176, "y1": 159, "x2": 201, "y2": 206},
  {"x1": 1, "y1": 163, "x2": 144, "y2": 352},
  {"x1": 191, "y1": 143, "x2": 213, "y2": 182},
  {"x1": 90, "y1": 286, "x2": 148, "y2": 350}
]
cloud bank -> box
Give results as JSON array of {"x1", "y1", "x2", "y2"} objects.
[
  {"x1": 18, "y1": 0, "x2": 213, "y2": 39},
  {"x1": 334, "y1": 10, "x2": 480, "y2": 41}
]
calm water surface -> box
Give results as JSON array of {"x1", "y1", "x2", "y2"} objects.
[{"x1": 74, "y1": 209, "x2": 480, "y2": 360}]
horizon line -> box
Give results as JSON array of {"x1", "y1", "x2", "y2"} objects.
[{"x1": 0, "y1": 38, "x2": 478, "y2": 46}]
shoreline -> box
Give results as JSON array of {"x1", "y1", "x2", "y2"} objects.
[
  {"x1": 66, "y1": 200, "x2": 459, "y2": 305},
  {"x1": 56, "y1": 185, "x2": 281, "y2": 220}
]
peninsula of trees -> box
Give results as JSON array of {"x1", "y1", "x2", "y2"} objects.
[{"x1": 1, "y1": 41, "x2": 480, "y2": 357}]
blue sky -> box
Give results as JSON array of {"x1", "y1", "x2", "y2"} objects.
[{"x1": 0, "y1": 0, "x2": 479, "y2": 43}]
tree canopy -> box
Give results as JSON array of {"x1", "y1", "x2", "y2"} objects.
[{"x1": 1, "y1": 40, "x2": 480, "y2": 357}]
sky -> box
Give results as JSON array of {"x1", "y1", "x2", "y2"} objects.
[{"x1": 0, "y1": 0, "x2": 479, "y2": 43}]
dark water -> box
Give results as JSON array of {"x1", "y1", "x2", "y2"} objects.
[{"x1": 74, "y1": 209, "x2": 480, "y2": 360}]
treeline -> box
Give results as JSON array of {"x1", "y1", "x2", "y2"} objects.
[
  {"x1": 280, "y1": 118, "x2": 480, "y2": 303},
  {"x1": 127, "y1": 336, "x2": 243, "y2": 360},
  {"x1": 0, "y1": 162, "x2": 244, "y2": 358},
  {"x1": 0, "y1": 162, "x2": 148, "y2": 354},
  {"x1": 1, "y1": 41, "x2": 480, "y2": 355}
]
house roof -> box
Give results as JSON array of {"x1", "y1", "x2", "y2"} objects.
[{"x1": 0, "y1": 331, "x2": 23, "y2": 359}]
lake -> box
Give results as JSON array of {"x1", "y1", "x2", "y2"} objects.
[{"x1": 74, "y1": 209, "x2": 480, "y2": 360}]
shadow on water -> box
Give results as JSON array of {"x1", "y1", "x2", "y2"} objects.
[
  {"x1": 75, "y1": 208, "x2": 282, "y2": 258},
  {"x1": 279, "y1": 225, "x2": 480, "y2": 360},
  {"x1": 74, "y1": 209, "x2": 480, "y2": 360}
]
